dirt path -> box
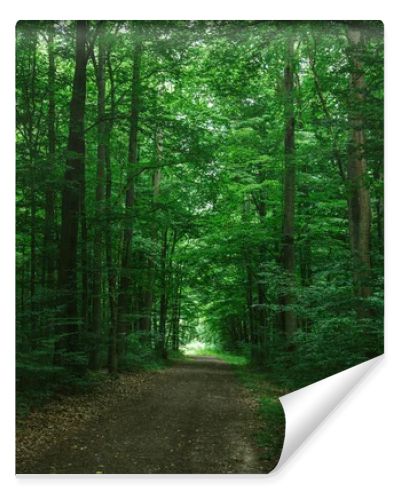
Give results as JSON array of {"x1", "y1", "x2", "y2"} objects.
[{"x1": 17, "y1": 357, "x2": 267, "y2": 474}]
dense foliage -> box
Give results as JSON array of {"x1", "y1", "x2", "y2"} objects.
[{"x1": 16, "y1": 20, "x2": 383, "y2": 410}]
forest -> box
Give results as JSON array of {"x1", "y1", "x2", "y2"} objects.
[{"x1": 16, "y1": 20, "x2": 383, "y2": 416}]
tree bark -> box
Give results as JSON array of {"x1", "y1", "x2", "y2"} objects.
[
  {"x1": 347, "y1": 25, "x2": 372, "y2": 307},
  {"x1": 255, "y1": 167, "x2": 268, "y2": 353},
  {"x1": 241, "y1": 196, "x2": 257, "y2": 353},
  {"x1": 105, "y1": 52, "x2": 118, "y2": 374},
  {"x1": 281, "y1": 35, "x2": 297, "y2": 338},
  {"x1": 157, "y1": 228, "x2": 169, "y2": 357},
  {"x1": 56, "y1": 21, "x2": 88, "y2": 360},
  {"x1": 141, "y1": 130, "x2": 162, "y2": 339},
  {"x1": 90, "y1": 24, "x2": 106, "y2": 369},
  {"x1": 28, "y1": 32, "x2": 38, "y2": 340},
  {"x1": 171, "y1": 266, "x2": 182, "y2": 351},
  {"x1": 43, "y1": 22, "x2": 56, "y2": 302},
  {"x1": 80, "y1": 159, "x2": 89, "y2": 338},
  {"x1": 117, "y1": 39, "x2": 142, "y2": 353}
]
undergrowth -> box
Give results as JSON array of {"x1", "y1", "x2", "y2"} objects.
[{"x1": 16, "y1": 336, "x2": 175, "y2": 417}]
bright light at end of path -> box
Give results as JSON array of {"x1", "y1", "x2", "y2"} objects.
[{"x1": 181, "y1": 340, "x2": 207, "y2": 356}]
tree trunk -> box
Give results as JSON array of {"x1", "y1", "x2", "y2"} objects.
[
  {"x1": 43, "y1": 22, "x2": 56, "y2": 310},
  {"x1": 157, "y1": 228, "x2": 169, "y2": 357},
  {"x1": 56, "y1": 21, "x2": 88, "y2": 361},
  {"x1": 171, "y1": 267, "x2": 182, "y2": 351},
  {"x1": 106, "y1": 140, "x2": 118, "y2": 373},
  {"x1": 117, "y1": 39, "x2": 142, "y2": 354},
  {"x1": 281, "y1": 35, "x2": 297, "y2": 338},
  {"x1": 242, "y1": 195, "x2": 258, "y2": 359},
  {"x1": 142, "y1": 130, "x2": 162, "y2": 339},
  {"x1": 347, "y1": 25, "x2": 372, "y2": 307},
  {"x1": 80, "y1": 162, "x2": 89, "y2": 338},
  {"x1": 90, "y1": 25, "x2": 106, "y2": 369},
  {"x1": 29, "y1": 59, "x2": 37, "y2": 340},
  {"x1": 105, "y1": 52, "x2": 118, "y2": 374},
  {"x1": 256, "y1": 167, "x2": 268, "y2": 353}
]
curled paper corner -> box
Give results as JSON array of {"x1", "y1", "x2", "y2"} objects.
[{"x1": 274, "y1": 354, "x2": 384, "y2": 472}]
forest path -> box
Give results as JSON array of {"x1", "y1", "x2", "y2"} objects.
[{"x1": 18, "y1": 356, "x2": 266, "y2": 474}]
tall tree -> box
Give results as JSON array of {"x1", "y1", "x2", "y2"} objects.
[
  {"x1": 56, "y1": 21, "x2": 89, "y2": 360},
  {"x1": 117, "y1": 35, "x2": 143, "y2": 351},
  {"x1": 140, "y1": 134, "x2": 162, "y2": 339},
  {"x1": 347, "y1": 24, "x2": 372, "y2": 308},
  {"x1": 42, "y1": 22, "x2": 56, "y2": 299},
  {"x1": 89, "y1": 23, "x2": 107, "y2": 369},
  {"x1": 27, "y1": 27, "x2": 38, "y2": 340},
  {"x1": 157, "y1": 228, "x2": 169, "y2": 357},
  {"x1": 280, "y1": 35, "x2": 297, "y2": 338},
  {"x1": 105, "y1": 50, "x2": 118, "y2": 373}
]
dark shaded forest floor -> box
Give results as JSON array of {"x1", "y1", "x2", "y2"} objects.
[{"x1": 16, "y1": 356, "x2": 274, "y2": 474}]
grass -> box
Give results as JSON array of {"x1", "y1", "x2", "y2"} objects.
[
  {"x1": 186, "y1": 346, "x2": 248, "y2": 366},
  {"x1": 234, "y1": 366, "x2": 286, "y2": 468}
]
